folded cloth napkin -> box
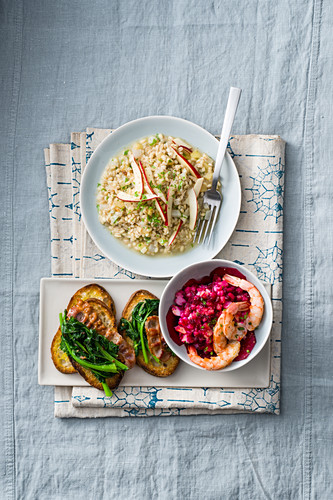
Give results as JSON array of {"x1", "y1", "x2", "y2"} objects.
[{"x1": 44, "y1": 129, "x2": 285, "y2": 417}]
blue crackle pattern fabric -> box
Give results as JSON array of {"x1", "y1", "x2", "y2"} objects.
[{"x1": 1, "y1": 0, "x2": 332, "y2": 498}]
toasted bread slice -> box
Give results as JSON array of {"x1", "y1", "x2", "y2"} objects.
[
  {"x1": 51, "y1": 284, "x2": 115, "y2": 374},
  {"x1": 68, "y1": 298, "x2": 123, "y2": 391},
  {"x1": 51, "y1": 327, "x2": 76, "y2": 374},
  {"x1": 121, "y1": 290, "x2": 179, "y2": 377}
]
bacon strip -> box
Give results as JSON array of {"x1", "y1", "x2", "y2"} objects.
[
  {"x1": 67, "y1": 300, "x2": 136, "y2": 369},
  {"x1": 105, "y1": 330, "x2": 136, "y2": 369},
  {"x1": 145, "y1": 315, "x2": 171, "y2": 362}
]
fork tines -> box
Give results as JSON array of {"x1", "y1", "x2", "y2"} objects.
[{"x1": 193, "y1": 206, "x2": 220, "y2": 245}]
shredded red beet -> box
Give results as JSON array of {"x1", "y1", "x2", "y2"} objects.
[{"x1": 168, "y1": 267, "x2": 256, "y2": 360}]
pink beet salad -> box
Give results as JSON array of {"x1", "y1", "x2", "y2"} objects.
[{"x1": 168, "y1": 267, "x2": 256, "y2": 361}]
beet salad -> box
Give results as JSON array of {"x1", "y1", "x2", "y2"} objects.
[{"x1": 167, "y1": 267, "x2": 263, "y2": 368}]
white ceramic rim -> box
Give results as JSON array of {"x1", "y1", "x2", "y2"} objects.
[
  {"x1": 159, "y1": 259, "x2": 273, "y2": 372},
  {"x1": 80, "y1": 115, "x2": 241, "y2": 277}
]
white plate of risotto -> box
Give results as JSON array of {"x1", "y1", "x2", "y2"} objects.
[{"x1": 80, "y1": 116, "x2": 241, "y2": 278}]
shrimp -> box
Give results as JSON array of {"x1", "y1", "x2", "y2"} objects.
[
  {"x1": 213, "y1": 314, "x2": 228, "y2": 354},
  {"x1": 215, "y1": 302, "x2": 249, "y2": 342},
  {"x1": 187, "y1": 342, "x2": 240, "y2": 370},
  {"x1": 223, "y1": 274, "x2": 264, "y2": 330}
]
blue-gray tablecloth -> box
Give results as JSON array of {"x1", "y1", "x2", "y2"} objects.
[{"x1": 1, "y1": 1, "x2": 332, "y2": 498}]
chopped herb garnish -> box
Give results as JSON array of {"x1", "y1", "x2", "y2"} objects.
[
  {"x1": 123, "y1": 150, "x2": 129, "y2": 155},
  {"x1": 97, "y1": 183, "x2": 101, "y2": 187},
  {"x1": 96, "y1": 204, "x2": 100, "y2": 211}
]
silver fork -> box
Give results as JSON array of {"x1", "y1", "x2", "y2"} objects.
[{"x1": 194, "y1": 87, "x2": 242, "y2": 245}]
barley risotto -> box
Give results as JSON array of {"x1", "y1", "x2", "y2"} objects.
[{"x1": 96, "y1": 134, "x2": 218, "y2": 256}]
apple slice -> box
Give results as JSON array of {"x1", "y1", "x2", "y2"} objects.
[
  {"x1": 168, "y1": 220, "x2": 183, "y2": 246},
  {"x1": 155, "y1": 198, "x2": 168, "y2": 225},
  {"x1": 155, "y1": 187, "x2": 167, "y2": 204},
  {"x1": 143, "y1": 193, "x2": 160, "y2": 200},
  {"x1": 129, "y1": 154, "x2": 143, "y2": 199},
  {"x1": 139, "y1": 161, "x2": 168, "y2": 203},
  {"x1": 166, "y1": 187, "x2": 174, "y2": 226},
  {"x1": 188, "y1": 188, "x2": 198, "y2": 230},
  {"x1": 138, "y1": 161, "x2": 154, "y2": 193},
  {"x1": 116, "y1": 191, "x2": 158, "y2": 202},
  {"x1": 193, "y1": 177, "x2": 204, "y2": 197},
  {"x1": 173, "y1": 138, "x2": 193, "y2": 152},
  {"x1": 138, "y1": 161, "x2": 159, "y2": 197},
  {"x1": 116, "y1": 192, "x2": 142, "y2": 202},
  {"x1": 171, "y1": 147, "x2": 201, "y2": 179}
]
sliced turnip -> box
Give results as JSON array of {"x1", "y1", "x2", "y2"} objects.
[
  {"x1": 171, "y1": 147, "x2": 201, "y2": 179},
  {"x1": 193, "y1": 177, "x2": 204, "y2": 197},
  {"x1": 188, "y1": 188, "x2": 198, "y2": 230},
  {"x1": 171, "y1": 305, "x2": 182, "y2": 316},
  {"x1": 129, "y1": 154, "x2": 143, "y2": 199},
  {"x1": 168, "y1": 220, "x2": 183, "y2": 246}
]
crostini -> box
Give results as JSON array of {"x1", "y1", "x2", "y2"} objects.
[
  {"x1": 51, "y1": 284, "x2": 135, "y2": 396},
  {"x1": 119, "y1": 290, "x2": 179, "y2": 377}
]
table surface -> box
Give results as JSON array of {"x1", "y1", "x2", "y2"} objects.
[{"x1": 1, "y1": 1, "x2": 332, "y2": 499}]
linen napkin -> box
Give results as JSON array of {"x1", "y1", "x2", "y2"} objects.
[{"x1": 45, "y1": 129, "x2": 284, "y2": 417}]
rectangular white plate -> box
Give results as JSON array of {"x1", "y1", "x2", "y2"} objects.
[{"x1": 39, "y1": 278, "x2": 271, "y2": 388}]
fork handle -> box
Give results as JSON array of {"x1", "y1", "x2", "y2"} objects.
[{"x1": 212, "y1": 87, "x2": 242, "y2": 190}]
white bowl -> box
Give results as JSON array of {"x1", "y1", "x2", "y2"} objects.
[
  {"x1": 159, "y1": 259, "x2": 273, "y2": 371},
  {"x1": 80, "y1": 116, "x2": 241, "y2": 278}
]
